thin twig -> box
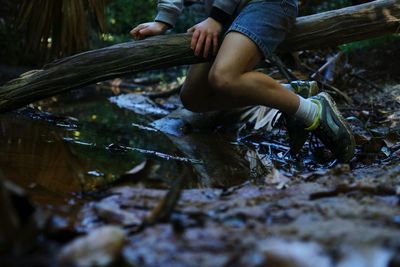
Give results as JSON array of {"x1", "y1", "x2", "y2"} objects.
[
  {"x1": 319, "y1": 80, "x2": 353, "y2": 104},
  {"x1": 311, "y1": 51, "x2": 343, "y2": 80},
  {"x1": 143, "y1": 172, "x2": 185, "y2": 225},
  {"x1": 130, "y1": 166, "x2": 187, "y2": 234},
  {"x1": 122, "y1": 145, "x2": 203, "y2": 164}
]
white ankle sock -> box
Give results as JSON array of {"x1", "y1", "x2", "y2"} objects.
[
  {"x1": 282, "y1": 83, "x2": 293, "y2": 92},
  {"x1": 294, "y1": 95, "x2": 319, "y2": 127}
]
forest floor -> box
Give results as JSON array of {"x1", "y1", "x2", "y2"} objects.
[{"x1": 1, "y1": 40, "x2": 400, "y2": 267}]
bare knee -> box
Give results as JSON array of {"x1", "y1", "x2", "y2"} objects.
[{"x1": 208, "y1": 66, "x2": 237, "y2": 96}]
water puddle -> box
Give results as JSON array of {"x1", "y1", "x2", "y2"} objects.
[
  {"x1": 0, "y1": 88, "x2": 253, "y2": 204},
  {"x1": 3, "y1": 80, "x2": 397, "y2": 206}
]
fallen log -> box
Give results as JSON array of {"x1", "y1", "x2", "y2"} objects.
[{"x1": 0, "y1": 0, "x2": 399, "y2": 112}]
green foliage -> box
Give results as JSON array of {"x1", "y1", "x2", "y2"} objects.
[
  {"x1": 100, "y1": 1, "x2": 206, "y2": 44},
  {"x1": 102, "y1": 0, "x2": 156, "y2": 44},
  {"x1": 299, "y1": 0, "x2": 353, "y2": 16},
  {"x1": 340, "y1": 34, "x2": 400, "y2": 53}
]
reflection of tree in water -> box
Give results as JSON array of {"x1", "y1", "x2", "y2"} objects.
[{"x1": 0, "y1": 113, "x2": 85, "y2": 198}]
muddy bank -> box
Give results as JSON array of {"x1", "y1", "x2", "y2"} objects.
[{"x1": 2, "y1": 162, "x2": 398, "y2": 267}]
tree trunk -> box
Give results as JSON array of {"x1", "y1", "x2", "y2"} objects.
[{"x1": 0, "y1": 0, "x2": 399, "y2": 112}]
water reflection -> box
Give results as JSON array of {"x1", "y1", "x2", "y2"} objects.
[
  {"x1": 0, "y1": 90, "x2": 258, "y2": 203},
  {"x1": 0, "y1": 113, "x2": 85, "y2": 202}
]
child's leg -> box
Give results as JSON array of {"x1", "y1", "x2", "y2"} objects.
[
  {"x1": 209, "y1": 31, "x2": 301, "y2": 114},
  {"x1": 181, "y1": 31, "x2": 354, "y2": 162},
  {"x1": 181, "y1": 32, "x2": 301, "y2": 114},
  {"x1": 180, "y1": 62, "x2": 214, "y2": 113},
  {"x1": 181, "y1": 0, "x2": 354, "y2": 162},
  {"x1": 181, "y1": 61, "x2": 259, "y2": 112}
]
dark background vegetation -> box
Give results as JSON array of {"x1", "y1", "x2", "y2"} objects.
[
  {"x1": 1, "y1": 1, "x2": 400, "y2": 266},
  {"x1": 0, "y1": 0, "x2": 390, "y2": 68}
]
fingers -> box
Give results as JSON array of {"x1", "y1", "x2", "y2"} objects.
[
  {"x1": 130, "y1": 24, "x2": 148, "y2": 39},
  {"x1": 191, "y1": 29, "x2": 200, "y2": 50},
  {"x1": 194, "y1": 31, "x2": 206, "y2": 56},
  {"x1": 203, "y1": 34, "x2": 212, "y2": 58},
  {"x1": 130, "y1": 28, "x2": 139, "y2": 39},
  {"x1": 130, "y1": 24, "x2": 146, "y2": 38},
  {"x1": 192, "y1": 31, "x2": 218, "y2": 58},
  {"x1": 188, "y1": 20, "x2": 221, "y2": 58},
  {"x1": 130, "y1": 22, "x2": 168, "y2": 39},
  {"x1": 139, "y1": 27, "x2": 152, "y2": 37}
]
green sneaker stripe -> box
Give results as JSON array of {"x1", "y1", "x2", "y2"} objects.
[{"x1": 305, "y1": 99, "x2": 321, "y2": 131}]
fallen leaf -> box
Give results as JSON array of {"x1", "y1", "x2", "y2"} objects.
[
  {"x1": 381, "y1": 146, "x2": 391, "y2": 157},
  {"x1": 383, "y1": 132, "x2": 398, "y2": 148},
  {"x1": 300, "y1": 169, "x2": 329, "y2": 181},
  {"x1": 94, "y1": 201, "x2": 142, "y2": 226},
  {"x1": 265, "y1": 169, "x2": 290, "y2": 189},
  {"x1": 57, "y1": 226, "x2": 125, "y2": 267},
  {"x1": 125, "y1": 161, "x2": 147, "y2": 175},
  {"x1": 354, "y1": 133, "x2": 371, "y2": 145},
  {"x1": 255, "y1": 239, "x2": 331, "y2": 267}
]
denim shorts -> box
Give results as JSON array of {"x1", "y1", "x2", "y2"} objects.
[{"x1": 226, "y1": 0, "x2": 298, "y2": 58}]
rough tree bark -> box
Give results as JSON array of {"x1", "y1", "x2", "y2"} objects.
[{"x1": 0, "y1": 0, "x2": 399, "y2": 112}]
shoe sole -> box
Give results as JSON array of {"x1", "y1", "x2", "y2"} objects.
[{"x1": 319, "y1": 92, "x2": 355, "y2": 162}]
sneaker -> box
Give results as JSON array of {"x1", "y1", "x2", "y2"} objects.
[
  {"x1": 285, "y1": 80, "x2": 319, "y2": 154},
  {"x1": 308, "y1": 92, "x2": 355, "y2": 162}
]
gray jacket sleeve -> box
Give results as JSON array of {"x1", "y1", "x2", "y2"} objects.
[
  {"x1": 154, "y1": 0, "x2": 184, "y2": 28},
  {"x1": 212, "y1": 0, "x2": 241, "y2": 15}
]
